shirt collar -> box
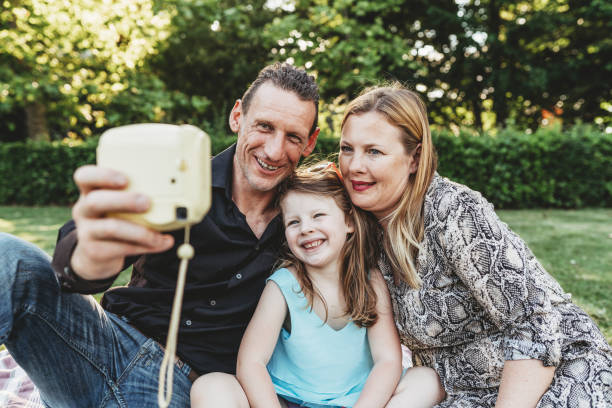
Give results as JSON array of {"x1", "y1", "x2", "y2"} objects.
[{"x1": 212, "y1": 143, "x2": 237, "y2": 201}]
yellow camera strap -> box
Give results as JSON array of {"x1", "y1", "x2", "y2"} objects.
[{"x1": 158, "y1": 226, "x2": 194, "y2": 408}]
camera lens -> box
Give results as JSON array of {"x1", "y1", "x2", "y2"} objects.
[{"x1": 176, "y1": 207, "x2": 188, "y2": 220}]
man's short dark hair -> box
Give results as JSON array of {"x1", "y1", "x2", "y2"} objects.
[{"x1": 241, "y1": 63, "x2": 319, "y2": 136}]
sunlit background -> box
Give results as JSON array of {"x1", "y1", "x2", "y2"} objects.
[{"x1": 1, "y1": 0, "x2": 610, "y2": 143}]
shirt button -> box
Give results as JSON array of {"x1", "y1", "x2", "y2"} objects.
[
  {"x1": 236, "y1": 273, "x2": 243, "y2": 280},
  {"x1": 254, "y1": 244, "x2": 260, "y2": 251},
  {"x1": 210, "y1": 299, "x2": 216, "y2": 306},
  {"x1": 185, "y1": 320, "x2": 192, "y2": 326}
]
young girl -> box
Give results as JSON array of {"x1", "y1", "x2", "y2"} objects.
[{"x1": 233, "y1": 163, "x2": 445, "y2": 408}]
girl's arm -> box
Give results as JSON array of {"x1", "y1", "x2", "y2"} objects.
[
  {"x1": 236, "y1": 280, "x2": 287, "y2": 408},
  {"x1": 353, "y1": 269, "x2": 403, "y2": 408}
]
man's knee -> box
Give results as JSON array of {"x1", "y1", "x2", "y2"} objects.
[
  {"x1": 0, "y1": 232, "x2": 57, "y2": 307},
  {"x1": 0, "y1": 233, "x2": 52, "y2": 271}
]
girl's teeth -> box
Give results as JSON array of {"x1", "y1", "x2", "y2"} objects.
[{"x1": 304, "y1": 240, "x2": 322, "y2": 249}]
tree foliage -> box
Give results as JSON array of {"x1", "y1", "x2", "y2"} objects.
[
  {"x1": 149, "y1": 0, "x2": 282, "y2": 131},
  {"x1": 269, "y1": 0, "x2": 611, "y2": 131},
  {"x1": 0, "y1": 0, "x2": 208, "y2": 141},
  {"x1": 0, "y1": 0, "x2": 610, "y2": 141}
]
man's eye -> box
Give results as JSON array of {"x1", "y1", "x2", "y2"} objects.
[
  {"x1": 259, "y1": 123, "x2": 272, "y2": 130},
  {"x1": 288, "y1": 134, "x2": 302, "y2": 144}
]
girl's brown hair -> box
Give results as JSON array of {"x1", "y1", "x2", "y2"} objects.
[
  {"x1": 341, "y1": 83, "x2": 438, "y2": 288},
  {"x1": 277, "y1": 163, "x2": 380, "y2": 327}
]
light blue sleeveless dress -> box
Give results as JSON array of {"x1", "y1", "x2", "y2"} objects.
[{"x1": 266, "y1": 268, "x2": 374, "y2": 408}]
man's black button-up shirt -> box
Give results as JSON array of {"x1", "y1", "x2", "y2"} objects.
[{"x1": 52, "y1": 144, "x2": 284, "y2": 374}]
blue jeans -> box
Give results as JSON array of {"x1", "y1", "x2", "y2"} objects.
[{"x1": 0, "y1": 233, "x2": 193, "y2": 407}]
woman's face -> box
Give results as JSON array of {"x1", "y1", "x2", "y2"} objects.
[{"x1": 339, "y1": 111, "x2": 417, "y2": 220}]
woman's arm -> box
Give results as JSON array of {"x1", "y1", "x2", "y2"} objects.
[
  {"x1": 495, "y1": 359, "x2": 555, "y2": 408},
  {"x1": 353, "y1": 269, "x2": 403, "y2": 408},
  {"x1": 236, "y1": 280, "x2": 287, "y2": 408},
  {"x1": 441, "y1": 188, "x2": 563, "y2": 404}
]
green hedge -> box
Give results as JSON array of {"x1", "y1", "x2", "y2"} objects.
[
  {"x1": 1, "y1": 125, "x2": 610, "y2": 208},
  {"x1": 434, "y1": 125, "x2": 612, "y2": 208}
]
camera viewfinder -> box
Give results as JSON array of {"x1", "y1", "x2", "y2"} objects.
[{"x1": 176, "y1": 207, "x2": 188, "y2": 220}]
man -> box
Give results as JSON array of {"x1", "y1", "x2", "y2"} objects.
[{"x1": 0, "y1": 63, "x2": 319, "y2": 407}]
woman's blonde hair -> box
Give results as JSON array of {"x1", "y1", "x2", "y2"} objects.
[
  {"x1": 277, "y1": 163, "x2": 380, "y2": 327},
  {"x1": 341, "y1": 83, "x2": 438, "y2": 288}
]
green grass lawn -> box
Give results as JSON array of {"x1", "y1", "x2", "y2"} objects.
[{"x1": 1, "y1": 206, "x2": 610, "y2": 344}]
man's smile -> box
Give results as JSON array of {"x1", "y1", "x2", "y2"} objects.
[{"x1": 256, "y1": 156, "x2": 280, "y2": 171}]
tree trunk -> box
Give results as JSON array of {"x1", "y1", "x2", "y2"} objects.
[
  {"x1": 25, "y1": 102, "x2": 50, "y2": 141},
  {"x1": 487, "y1": 0, "x2": 508, "y2": 126},
  {"x1": 473, "y1": 98, "x2": 483, "y2": 130}
]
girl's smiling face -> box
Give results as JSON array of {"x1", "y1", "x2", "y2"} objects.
[{"x1": 281, "y1": 191, "x2": 354, "y2": 273}]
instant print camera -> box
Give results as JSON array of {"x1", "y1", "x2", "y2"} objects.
[{"x1": 97, "y1": 124, "x2": 212, "y2": 231}]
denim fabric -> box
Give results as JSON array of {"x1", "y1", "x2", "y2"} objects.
[{"x1": 0, "y1": 233, "x2": 193, "y2": 407}]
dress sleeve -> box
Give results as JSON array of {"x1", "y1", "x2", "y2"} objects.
[{"x1": 440, "y1": 189, "x2": 566, "y2": 367}]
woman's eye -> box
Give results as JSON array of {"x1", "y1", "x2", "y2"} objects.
[
  {"x1": 368, "y1": 148, "x2": 382, "y2": 155},
  {"x1": 340, "y1": 145, "x2": 353, "y2": 152}
]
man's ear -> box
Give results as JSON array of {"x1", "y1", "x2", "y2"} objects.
[
  {"x1": 301, "y1": 128, "x2": 320, "y2": 157},
  {"x1": 229, "y1": 100, "x2": 242, "y2": 133},
  {"x1": 409, "y1": 143, "x2": 422, "y2": 174}
]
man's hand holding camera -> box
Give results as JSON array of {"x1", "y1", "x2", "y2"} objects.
[{"x1": 70, "y1": 165, "x2": 174, "y2": 281}]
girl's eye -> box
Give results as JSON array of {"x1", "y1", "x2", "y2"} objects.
[
  {"x1": 286, "y1": 220, "x2": 298, "y2": 227},
  {"x1": 313, "y1": 213, "x2": 326, "y2": 218}
]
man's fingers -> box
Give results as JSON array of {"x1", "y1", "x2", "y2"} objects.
[
  {"x1": 74, "y1": 165, "x2": 128, "y2": 195},
  {"x1": 71, "y1": 234, "x2": 174, "y2": 280},
  {"x1": 79, "y1": 217, "x2": 173, "y2": 250},
  {"x1": 73, "y1": 190, "x2": 150, "y2": 219},
  {"x1": 81, "y1": 239, "x2": 174, "y2": 263}
]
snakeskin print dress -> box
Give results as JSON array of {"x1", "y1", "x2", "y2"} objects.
[{"x1": 379, "y1": 174, "x2": 612, "y2": 407}]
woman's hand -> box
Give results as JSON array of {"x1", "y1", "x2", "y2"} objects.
[{"x1": 495, "y1": 359, "x2": 555, "y2": 407}]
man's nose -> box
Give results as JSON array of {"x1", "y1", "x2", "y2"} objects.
[{"x1": 263, "y1": 132, "x2": 284, "y2": 162}]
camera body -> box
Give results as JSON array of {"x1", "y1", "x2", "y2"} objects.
[{"x1": 97, "y1": 123, "x2": 212, "y2": 231}]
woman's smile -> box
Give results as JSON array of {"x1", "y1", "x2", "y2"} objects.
[{"x1": 350, "y1": 180, "x2": 375, "y2": 192}]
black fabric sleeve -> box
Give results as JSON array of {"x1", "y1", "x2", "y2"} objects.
[{"x1": 51, "y1": 220, "x2": 137, "y2": 294}]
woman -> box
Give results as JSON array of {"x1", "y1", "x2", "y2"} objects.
[{"x1": 338, "y1": 83, "x2": 612, "y2": 407}]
